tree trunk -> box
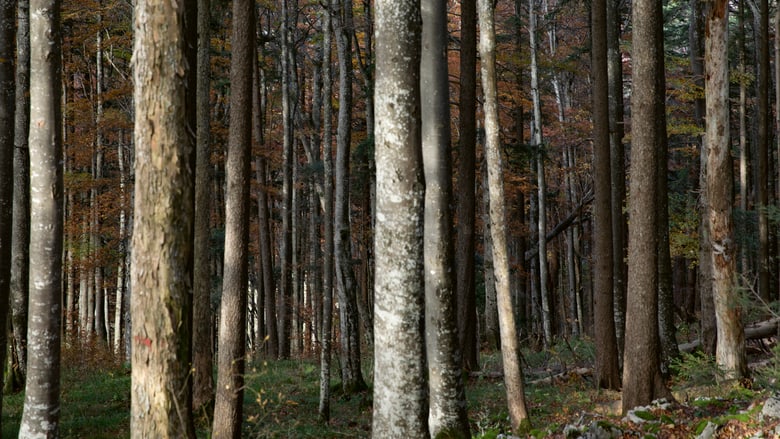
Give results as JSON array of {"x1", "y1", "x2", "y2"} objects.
[
  {"x1": 705, "y1": 0, "x2": 746, "y2": 381},
  {"x1": 0, "y1": 0, "x2": 15, "y2": 427},
  {"x1": 455, "y1": 0, "x2": 480, "y2": 372},
  {"x1": 129, "y1": 0, "x2": 195, "y2": 436},
  {"x1": 192, "y1": 0, "x2": 215, "y2": 414},
  {"x1": 20, "y1": 0, "x2": 63, "y2": 435},
  {"x1": 333, "y1": 0, "x2": 366, "y2": 392},
  {"x1": 319, "y1": 1, "x2": 335, "y2": 420},
  {"x1": 421, "y1": 0, "x2": 471, "y2": 435},
  {"x1": 478, "y1": 0, "x2": 531, "y2": 432},
  {"x1": 11, "y1": 0, "x2": 29, "y2": 381},
  {"x1": 483, "y1": 211, "x2": 498, "y2": 349},
  {"x1": 372, "y1": 1, "x2": 428, "y2": 436},
  {"x1": 622, "y1": 0, "x2": 669, "y2": 412},
  {"x1": 592, "y1": 0, "x2": 620, "y2": 391},
  {"x1": 757, "y1": 0, "x2": 770, "y2": 303},
  {"x1": 529, "y1": 0, "x2": 551, "y2": 347},
  {"x1": 607, "y1": 0, "x2": 626, "y2": 360},
  {"x1": 212, "y1": 0, "x2": 253, "y2": 435}
]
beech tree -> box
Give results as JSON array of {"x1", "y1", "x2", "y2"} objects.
[
  {"x1": 19, "y1": 0, "x2": 64, "y2": 435},
  {"x1": 129, "y1": 0, "x2": 195, "y2": 435},
  {"x1": 372, "y1": 0, "x2": 427, "y2": 436},
  {"x1": 478, "y1": 0, "x2": 530, "y2": 432}
]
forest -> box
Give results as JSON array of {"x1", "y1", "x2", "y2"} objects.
[{"x1": 4, "y1": 0, "x2": 780, "y2": 437}]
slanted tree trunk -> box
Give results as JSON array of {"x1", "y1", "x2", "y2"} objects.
[
  {"x1": 421, "y1": 0, "x2": 470, "y2": 436},
  {"x1": 478, "y1": 0, "x2": 531, "y2": 432},
  {"x1": 455, "y1": 0, "x2": 479, "y2": 372},
  {"x1": 11, "y1": 0, "x2": 29, "y2": 381},
  {"x1": 213, "y1": 0, "x2": 253, "y2": 435},
  {"x1": 372, "y1": 1, "x2": 427, "y2": 436},
  {"x1": 622, "y1": 0, "x2": 669, "y2": 412},
  {"x1": 129, "y1": 0, "x2": 195, "y2": 436},
  {"x1": 705, "y1": 0, "x2": 746, "y2": 381},
  {"x1": 0, "y1": 0, "x2": 15, "y2": 425},
  {"x1": 592, "y1": 0, "x2": 620, "y2": 391},
  {"x1": 192, "y1": 0, "x2": 214, "y2": 414},
  {"x1": 20, "y1": 0, "x2": 64, "y2": 435}
]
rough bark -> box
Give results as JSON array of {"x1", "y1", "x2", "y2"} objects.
[
  {"x1": 372, "y1": 1, "x2": 428, "y2": 436},
  {"x1": 622, "y1": 0, "x2": 669, "y2": 412},
  {"x1": 129, "y1": 0, "x2": 195, "y2": 436},
  {"x1": 592, "y1": 0, "x2": 620, "y2": 391},
  {"x1": 421, "y1": 0, "x2": 470, "y2": 436},
  {"x1": 757, "y1": 0, "x2": 770, "y2": 303},
  {"x1": 705, "y1": 0, "x2": 746, "y2": 381},
  {"x1": 478, "y1": 0, "x2": 531, "y2": 432},
  {"x1": 19, "y1": 0, "x2": 63, "y2": 436},
  {"x1": 212, "y1": 0, "x2": 253, "y2": 436},
  {"x1": 192, "y1": 0, "x2": 214, "y2": 414},
  {"x1": 455, "y1": 0, "x2": 479, "y2": 372},
  {"x1": 11, "y1": 0, "x2": 29, "y2": 381}
]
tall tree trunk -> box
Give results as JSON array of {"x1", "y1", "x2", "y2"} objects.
[
  {"x1": 529, "y1": 0, "x2": 551, "y2": 346},
  {"x1": 333, "y1": 0, "x2": 366, "y2": 392},
  {"x1": 607, "y1": 0, "x2": 626, "y2": 360},
  {"x1": 421, "y1": 0, "x2": 471, "y2": 436},
  {"x1": 693, "y1": 0, "x2": 715, "y2": 356},
  {"x1": 738, "y1": 0, "x2": 749, "y2": 273},
  {"x1": 655, "y1": 7, "x2": 678, "y2": 369},
  {"x1": 483, "y1": 210, "x2": 498, "y2": 348},
  {"x1": 622, "y1": 0, "x2": 670, "y2": 412},
  {"x1": 0, "y1": 0, "x2": 15, "y2": 426},
  {"x1": 192, "y1": 0, "x2": 215, "y2": 414},
  {"x1": 20, "y1": 0, "x2": 63, "y2": 435},
  {"x1": 114, "y1": 138, "x2": 127, "y2": 355},
  {"x1": 757, "y1": 0, "x2": 770, "y2": 303},
  {"x1": 129, "y1": 0, "x2": 195, "y2": 436},
  {"x1": 319, "y1": 1, "x2": 335, "y2": 420},
  {"x1": 478, "y1": 0, "x2": 531, "y2": 432},
  {"x1": 93, "y1": 9, "x2": 107, "y2": 345},
  {"x1": 372, "y1": 1, "x2": 428, "y2": 436},
  {"x1": 592, "y1": 0, "x2": 620, "y2": 390},
  {"x1": 455, "y1": 0, "x2": 479, "y2": 372},
  {"x1": 213, "y1": 0, "x2": 253, "y2": 435},
  {"x1": 11, "y1": 0, "x2": 29, "y2": 381},
  {"x1": 705, "y1": 0, "x2": 746, "y2": 381}
]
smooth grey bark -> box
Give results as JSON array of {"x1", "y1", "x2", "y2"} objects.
[
  {"x1": 528, "y1": 0, "x2": 551, "y2": 346},
  {"x1": 372, "y1": 0, "x2": 428, "y2": 436},
  {"x1": 333, "y1": 0, "x2": 366, "y2": 392},
  {"x1": 705, "y1": 0, "x2": 746, "y2": 381},
  {"x1": 478, "y1": 0, "x2": 531, "y2": 432},
  {"x1": 421, "y1": 0, "x2": 470, "y2": 436},
  {"x1": 592, "y1": 0, "x2": 620, "y2": 390},
  {"x1": 19, "y1": 0, "x2": 63, "y2": 435},
  {"x1": 11, "y1": 0, "x2": 29, "y2": 381},
  {"x1": 192, "y1": 0, "x2": 214, "y2": 414},
  {"x1": 213, "y1": 0, "x2": 253, "y2": 435},
  {"x1": 455, "y1": 0, "x2": 479, "y2": 372},
  {"x1": 114, "y1": 139, "x2": 127, "y2": 355},
  {"x1": 0, "y1": 0, "x2": 15, "y2": 425},
  {"x1": 319, "y1": 0, "x2": 335, "y2": 421},
  {"x1": 278, "y1": 0, "x2": 294, "y2": 359},
  {"x1": 622, "y1": 0, "x2": 669, "y2": 412},
  {"x1": 129, "y1": 0, "x2": 195, "y2": 436}
]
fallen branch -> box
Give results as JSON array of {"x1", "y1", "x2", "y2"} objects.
[
  {"x1": 524, "y1": 190, "x2": 594, "y2": 262},
  {"x1": 679, "y1": 317, "x2": 780, "y2": 353}
]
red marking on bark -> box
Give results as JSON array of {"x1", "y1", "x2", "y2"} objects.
[{"x1": 134, "y1": 335, "x2": 152, "y2": 348}]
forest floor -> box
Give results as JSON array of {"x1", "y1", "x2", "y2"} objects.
[{"x1": 3, "y1": 338, "x2": 780, "y2": 438}]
